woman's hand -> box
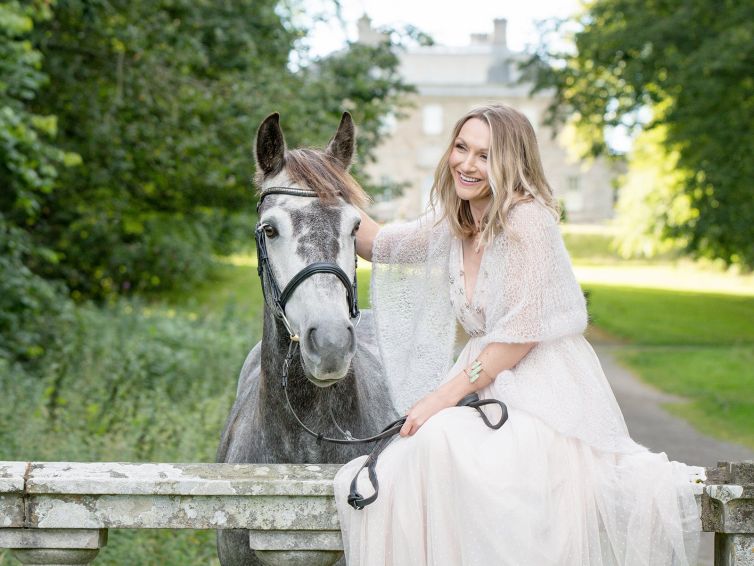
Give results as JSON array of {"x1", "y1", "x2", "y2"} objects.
[
  {"x1": 355, "y1": 207, "x2": 381, "y2": 261},
  {"x1": 399, "y1": 389, "x2": 456, "y2": 437}
]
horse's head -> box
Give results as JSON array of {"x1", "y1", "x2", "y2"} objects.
[{"x1": 254, "y1": 112, "x2": 368, "y2": 387}]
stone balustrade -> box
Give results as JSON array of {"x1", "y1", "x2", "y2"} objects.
[{"x1": 0, "y1": 461, "x2": 752, "y2": 565}]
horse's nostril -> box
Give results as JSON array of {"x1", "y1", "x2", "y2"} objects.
[
  {"x1": 307, "y1": 327, "x2": 319, "y2": 350},
  {"x1": 306, "y1": 324, "x2": 355, "y2": 357}
]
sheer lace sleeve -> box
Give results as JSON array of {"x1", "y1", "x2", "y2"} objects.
[
  {"x1": 370, "y1": 213, "x2": 457, "y2": 413},
  {"x1": 482, "y1": 201, "x2": 587, "y2": 346}
]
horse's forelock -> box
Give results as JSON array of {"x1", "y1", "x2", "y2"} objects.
[{"x1": 257, "y1": 148, "x2": 368, "y2": 208}]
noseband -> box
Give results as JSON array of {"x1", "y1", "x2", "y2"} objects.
[{"x1": 255, "y1": 187, "x2": 359, "y2": 341}]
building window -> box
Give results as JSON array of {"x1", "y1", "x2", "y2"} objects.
[
  {"x1": 565, "y1": 175, "x2": 584, "y2": 212},
  {"x1": 422, "y1": 105, "x2": 443, "y2": 136},
  {"x1": 567, "y1": 175, "x2": 581, "y2": 192}
]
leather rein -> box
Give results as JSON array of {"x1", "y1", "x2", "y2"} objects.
[{"x1": 255, "y1": 187, "x2": 509, "y2": 509}]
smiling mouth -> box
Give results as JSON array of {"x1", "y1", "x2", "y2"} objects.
[{"x1": 458, "y1": 172, "x2": 482, "y2": 184}]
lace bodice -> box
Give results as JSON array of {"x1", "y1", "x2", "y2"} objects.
[{"x1": 448, "y1": 237, "x2": 486, "y2": 337}]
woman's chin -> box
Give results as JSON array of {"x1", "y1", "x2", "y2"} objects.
[{"x1": 454, "y1": 184, "x2": 491, "y2": 204}]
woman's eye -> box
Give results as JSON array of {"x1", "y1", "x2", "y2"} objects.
[
  {"x1": 455, "y1": 143, "x2": 466, "y2": 151},
  {"x1": 480, "y1": 154, "x2": 487, "y2": 161},
  {"x1": 263, "y1": 225, "x2": 278, "y2": 238}
]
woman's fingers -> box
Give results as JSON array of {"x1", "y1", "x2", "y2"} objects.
[
  {"x1": 399, "y1": 421, "x2": 411, "y2": 437},
  {"x1": 400, "y1": 414, "x2": 426, "y2": 437},
  {"x1": 400, "y1": 416, "x2": 414, "y2": 436}
]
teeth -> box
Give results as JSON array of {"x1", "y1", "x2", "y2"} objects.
[{"x1": 460, "y1": 173, "x2": 481, "y2": 183}]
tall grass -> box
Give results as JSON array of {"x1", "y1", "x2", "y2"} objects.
[
  {"x1": 0, "y1": 299, "x2": 256, "y2": 565},
  {"x1": 0, "y1": 262, "x2": 373, "y2": 565}
]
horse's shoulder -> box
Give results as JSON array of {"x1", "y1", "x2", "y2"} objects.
[{"x1": 236, "y1": 341, "x2": 262, "y2": 397}]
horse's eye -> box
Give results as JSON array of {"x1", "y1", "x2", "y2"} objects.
[
  {"x1": 263, "y1": 224, "x2": 278, "y2": 238},
  {"x1": 351, "y1": 221, "x2": 361, "y2": 237}
]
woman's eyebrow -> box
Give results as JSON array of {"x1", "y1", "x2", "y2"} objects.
[{"x1": 455, "y1": 136, "x2": 488, "y2": 152}]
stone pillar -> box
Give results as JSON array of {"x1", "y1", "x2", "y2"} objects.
[
  {"x1": 703, "y1": 461, "x2": 754, "y2": 566},
  {"x1": 0, "y1": 529, "x2": 107, "y2": 565},
  {"x1": 250, "y1": 530, "x2": 342, "y2": 566}
]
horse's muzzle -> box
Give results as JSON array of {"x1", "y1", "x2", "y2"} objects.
[{"x1": 301, "y1": 323, "x2": 356, "y2": 384}]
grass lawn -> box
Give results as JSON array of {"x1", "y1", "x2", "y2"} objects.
[
  {"x1": 583, "y1": 283, "x2": 754, "y2": 449},
  {"x1": 616, "y1": 347, "x2": 754, "y2": 450},
  {"x1": 567, "y1": 224, "x2": 754, "y2": 450},
  {"x1": 583, "y1": 285, "x2": 754, "y2": 345}
]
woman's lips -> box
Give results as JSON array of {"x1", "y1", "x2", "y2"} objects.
[{"x1": 457, "y1": 171, "x2": 482, "y2": 186}]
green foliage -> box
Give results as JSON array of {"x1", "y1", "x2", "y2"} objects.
[
  {"x1": 612, "y1": 126, "x2": 693, "y2": 259},
  {"x1": 0, "y1": 259, "x2": 376, "y2": 564},
  {"x1": 0, "y1": 216, "x2": 74, "y2": 362},
  {"x1": 0, "y1": 1, "x2": 77, "y2": 364},
  {"x1": 0, "y1": 300, "x2": 251, "y2": 463},
  {"x1": 526, "y1": 0, "x2": 754, "y2": 268},
  {"x1": 1, "y1": 0, "x2": 414, "y2": 302},
  {"x1": 0, "y1": 0, "x2": 80, "y2": 230},
  {"x1": 300, "y1": 41, "x2": 415, "y2": 175},
  {"x1": 0, "y1": 297, "x2": 252, "y2": 565},
  {"x1": 562, "y1": 229, "x2": 620, "y2": 264}
]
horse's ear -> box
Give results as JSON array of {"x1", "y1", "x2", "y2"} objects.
[
  {"x1": 326, "y1": 112, "x2": 355, "y2": 170},
  {"x1": 256, "y1": 113, "x2": 286, "y2": 176}
]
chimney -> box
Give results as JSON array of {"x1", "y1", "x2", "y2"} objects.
[
  {"x1": 470, "y1": 33, "x2": 490, "y2": 45},
  {"x1": 357, "y1": 15, "x2": 385, "y2": 46},
  {"x1": 493, "y1": 18, "x2": 507, "y2": 48}
]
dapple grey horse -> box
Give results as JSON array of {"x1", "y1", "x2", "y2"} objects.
[{"x1": 216, "y1": 113, "x2": 396, "y2": 565}]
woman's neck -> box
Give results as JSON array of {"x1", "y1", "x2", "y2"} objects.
[{"x1": 468, "y1": 197, "x2": 491, "y2": 232}]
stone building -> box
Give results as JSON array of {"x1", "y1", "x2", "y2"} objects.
[{"x1": 360, "y1": 17, "x2": 618, "y2": 222}]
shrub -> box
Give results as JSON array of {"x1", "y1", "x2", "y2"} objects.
[{"x1": 0, "y1": 215, "x2": 73, "y2": 362}]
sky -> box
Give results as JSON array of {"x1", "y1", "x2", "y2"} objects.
[{"x1": 303, "y1": 0, "x2": 582, "y2": 57}]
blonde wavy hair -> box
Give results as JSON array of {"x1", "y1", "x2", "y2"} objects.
[{"x1": 429, "y1": 104, "x2": 560, "y2": 246}]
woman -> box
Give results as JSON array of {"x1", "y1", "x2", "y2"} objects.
[{"x1": 334, "y1": 104, "x2": 700, "y2": 565}]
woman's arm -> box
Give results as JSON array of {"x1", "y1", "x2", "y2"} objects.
[
  {"x1": 399, "y1": 341, "x2": 536, "y2": 436},
  {"x1": 355, "y1": 207, "x2": 381, "y2": 261}
]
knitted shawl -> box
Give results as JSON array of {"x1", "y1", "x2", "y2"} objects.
[{"x1": 371, "y1": 201, "x2": 639, "y2": 454}]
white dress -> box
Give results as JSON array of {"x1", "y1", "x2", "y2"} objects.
[{"x1": 334, "y1": 230, "x2": 701, "y2": 566}]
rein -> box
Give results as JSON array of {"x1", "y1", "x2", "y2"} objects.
[{"x1": 256, "y1": 187, "x2": 509, "y2": 510}]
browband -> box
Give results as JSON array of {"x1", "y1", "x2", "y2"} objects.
[{"x1": 257, "y1": 187, "x2": 319, "y2": 212}]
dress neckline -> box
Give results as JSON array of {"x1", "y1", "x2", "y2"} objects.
[{"x1": 459, "y1": 237, "x2": 486, "y2": 306}]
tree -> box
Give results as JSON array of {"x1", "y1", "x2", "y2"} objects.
[
  {"x1": 13, "y1": 0, "x2": 413, "y2": 298},
  {"x1": 0, "y1": 0, "x2": 76, "y2": 361},
  {"x1": 526, "y1": 0, "x2": 754, "y2": 268}
]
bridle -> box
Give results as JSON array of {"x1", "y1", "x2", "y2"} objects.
[
  {"x1": 255, "y1": 186, "x2": 509, "y2": 510},
  {"x1": 255, "y1": 187, "x2": 359, "y2": 343},
  {"x1": 255, "y1": 186, "x2": 372, "y2": 442}
]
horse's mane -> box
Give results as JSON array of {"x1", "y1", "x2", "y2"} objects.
[{"x1": 257, "y1": 148, "x2": 369, "y2": 208}]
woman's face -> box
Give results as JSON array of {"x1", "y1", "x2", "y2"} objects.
[{"x1": 448, "y1": 118, "x2": 491, "y2": 206}]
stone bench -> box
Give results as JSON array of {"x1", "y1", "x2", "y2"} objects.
[{"x1": 0, "y1": 461, "x2": 752, "y2": 565}]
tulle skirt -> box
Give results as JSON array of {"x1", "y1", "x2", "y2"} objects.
[{"x1": 334, "y1": 404, "x2": 700, "y2": 566}]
